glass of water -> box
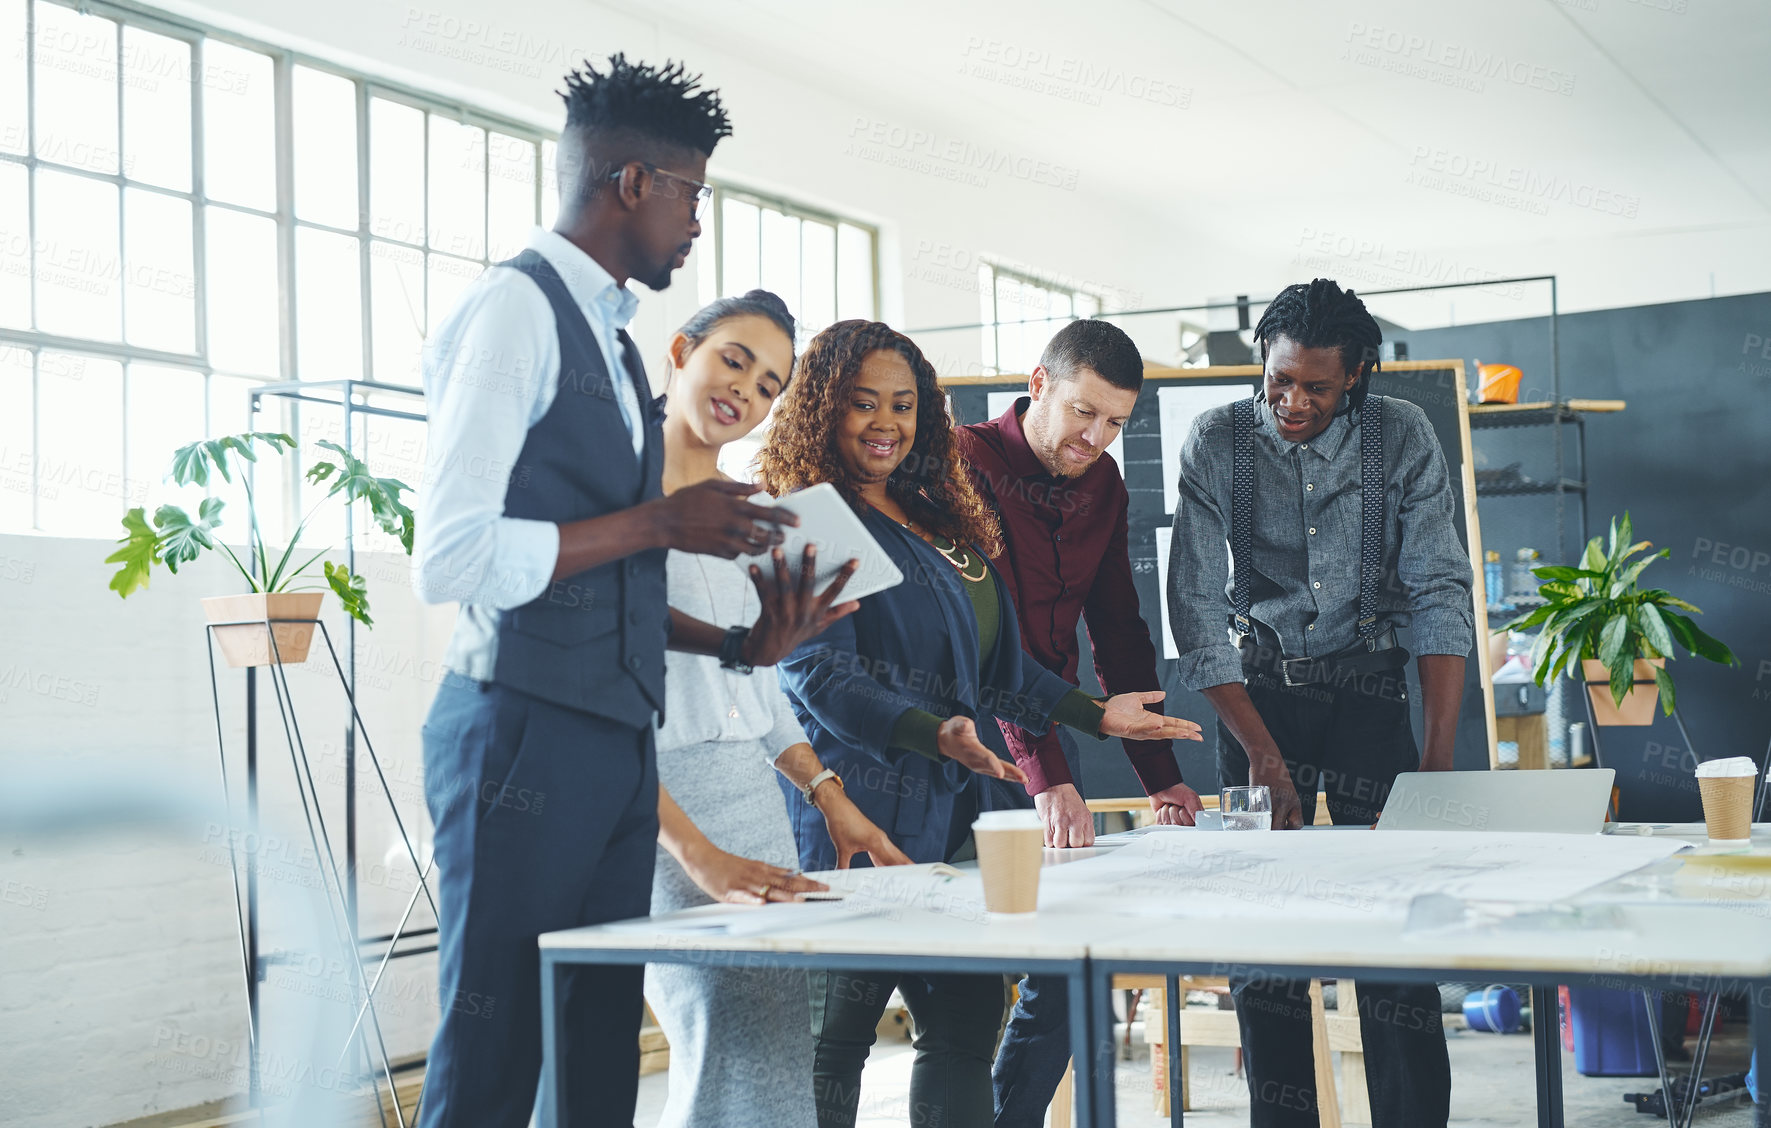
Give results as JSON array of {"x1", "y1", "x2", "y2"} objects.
[{"x1": 1220, "y1": 785, "x2": 1272, "y2": 831}]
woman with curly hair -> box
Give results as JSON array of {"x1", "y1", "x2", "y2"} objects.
[{"x1": 757, "y1": 319, "x2": 1196, "y2": 1128}]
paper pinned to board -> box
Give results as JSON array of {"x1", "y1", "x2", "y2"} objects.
[{"x1": 1159, "y1": 383, "x2": 1250, "y2": 514}]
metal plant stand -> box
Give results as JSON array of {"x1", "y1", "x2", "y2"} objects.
[{"x1": 204, "y1": 612, "x2": 436, "y2": 1125}]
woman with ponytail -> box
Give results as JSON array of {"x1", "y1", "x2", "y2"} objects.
[{"x1": 645, "y1": 294, "x2": 909, "y2": 1128}]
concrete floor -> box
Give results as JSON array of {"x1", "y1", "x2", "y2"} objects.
[{"x1": 635, "y1": 1019, "x2": 1761, "y2": 1127}]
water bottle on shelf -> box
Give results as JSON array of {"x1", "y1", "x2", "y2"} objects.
[
  {"x1": 1568, "y1": 722, "x2": 1588, "y2": 768},
  {"x1": 1510, "y1": 547, "x2": 1542, "y2": 602},
  {"x1": 1484, "y1": 550, "x2": 1505, "y2": 611},
  {"x1": 1547, "y1": 679, "x2": 1567, "y2": 766}
]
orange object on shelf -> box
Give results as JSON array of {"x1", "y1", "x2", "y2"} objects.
[{"x1": 1477, "y1": 363, "x2": 1524, "y2": 403}]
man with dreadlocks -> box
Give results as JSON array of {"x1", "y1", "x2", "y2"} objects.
[
  {"x1": 412, "y1": 57, "x2": 855, "y2": 1127},
  {"x1": 1166, "y1": 278, "x2": 1473, "y2": 1127}
]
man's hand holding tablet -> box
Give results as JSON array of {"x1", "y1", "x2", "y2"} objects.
[{"x1": 654, "y1": 478, "x2": 800, "y2": 558}]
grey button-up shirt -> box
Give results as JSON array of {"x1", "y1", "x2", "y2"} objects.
[{"x1": 1166, "y1": 394, "x2": 1475, "y2": 691}]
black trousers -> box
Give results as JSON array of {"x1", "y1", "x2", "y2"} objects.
[
  {"x1": 1216, "y1": 662, "x2": 1452, "y2": 1128},
  {"x1": 808, "y1": 969, "x2": 1007, "y2": 1128}
]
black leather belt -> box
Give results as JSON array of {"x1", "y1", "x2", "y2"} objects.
[{"x1": 1238, "y1": 627, "x2": 1409, "y2": 687}]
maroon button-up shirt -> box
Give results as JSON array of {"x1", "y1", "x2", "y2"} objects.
[{"x1": 956, "y1": 397, "x2": 1183, "y2": 797}]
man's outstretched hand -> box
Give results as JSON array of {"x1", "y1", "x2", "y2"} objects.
[{"x1": 1098, "y1": 691, "x2": 1205, "y2": 743}]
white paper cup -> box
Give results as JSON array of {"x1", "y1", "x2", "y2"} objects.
[{"x1": 973, "y1": 810, "x2": 1043, "y2": 915}]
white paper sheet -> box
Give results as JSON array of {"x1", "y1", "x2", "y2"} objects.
[
  {"x1": 1159, "y1": 383, "x2": 1249, "y2": 513},
  {"x1": 1036, "y1": 830, "x2": 1687, "y2": 921},
  {"x1": 1154, "y1": 526, "x2": 1177, "y2": 658},
  {"x1": 602, "y1": 899, "x2": 867, "y2": 938},
  {"x1": 1154, "y1": 524, "x2": 1233, "y2": 660}
]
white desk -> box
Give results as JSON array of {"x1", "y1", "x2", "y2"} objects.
[
  {"x1": 536, "y1": 830, "x2": 1771, "y2": 1128},
  {"x1": 1087, "y1": 828, "x2": 1771, "y2": 1128},
  {"x1": 536, "y1": 864, "x2": 1128, "y2": 1128}
]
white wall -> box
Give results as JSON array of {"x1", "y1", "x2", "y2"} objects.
[
  {"x1": 0, "y1": 533, "x2": 454, "y2": 1128},
  {"x1": 146, "y1": 0, "x2": 1206, "y2": 373},
  {"x1": 0, "y1": 3, "x2": 1210, "y2": 1125}
]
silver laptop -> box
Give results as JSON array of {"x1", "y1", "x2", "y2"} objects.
[{"x1": 1376, "y1": 769, "x2": 1616, "y2": 834}]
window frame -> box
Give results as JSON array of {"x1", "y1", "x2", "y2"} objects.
[
  {"x1": 977, "y1": 259, "x2": 1105, "y2": 376},
  {"x1": 2, "y1": 0, "x2": 884, "y2": 536},
  {"x1": 0, "y1": 0, "x2": 554, "y2": 534},
  {"x1": 706, "y1": 182, "x2": 880, "y2": 327}
]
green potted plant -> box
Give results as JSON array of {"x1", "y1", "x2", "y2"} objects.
[
  {"x1": 105, "y1": 431, "x2": 415, "y2": 667},
  {"x1": 1501, "y1": 512, "x2": 1736, "y2": 725}
]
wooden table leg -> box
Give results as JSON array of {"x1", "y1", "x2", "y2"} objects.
[
  {"x1": 1051, "y1": 1061, "x2": 1074, "y2": 1128},
  {"x1": 1339, "y1": 980, "x2": 1372, "y2": 1125},
  {"x1": 1310, "y1": 980, "x2": 1342, "y2": 1128}
]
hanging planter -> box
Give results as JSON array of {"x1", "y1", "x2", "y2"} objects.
[
  {"x1": 1503, "y1": 513, "x2": 1735, "y2": 727},
  {"x1": 202, "y1": 591, "x2": 327, "y2": 668},
  {"x1": 105, "y1": 432, "x2": 414, "y2": 665},
  {"x1": 1579, "y1": 658, "x2": 1665, "y2": 727}
]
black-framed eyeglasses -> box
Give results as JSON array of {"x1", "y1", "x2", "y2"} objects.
[{"x1": 607, "y1": 162, "x2": 713, "y2": 220}]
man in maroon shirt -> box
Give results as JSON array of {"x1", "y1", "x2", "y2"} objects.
[
  {"x1": 958, "y1": 318, "x2": 1204, "y2": 841},
  {"x1": 958, "y1": 319, "x2": 1204, "y2": 1127}
]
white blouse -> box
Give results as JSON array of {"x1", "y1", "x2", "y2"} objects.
[{"x1": 657, "y1": 550, "x2": 811, "y2": 760}]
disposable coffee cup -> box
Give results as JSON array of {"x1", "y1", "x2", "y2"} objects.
[
  {"x1": 972, "y1": 810, "x2": 1044, "y2": 915},
  {"x1": 1695, "y1": 757, "x2": 1758, "y2": 845}
]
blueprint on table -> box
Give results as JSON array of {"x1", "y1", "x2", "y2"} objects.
[{"x1": 1036, "y1": 830, "x2": 1687, "y2": 920}]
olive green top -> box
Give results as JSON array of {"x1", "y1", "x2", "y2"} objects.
[{"x1": 888, "y1": 534, "x2": 1102, "y2": 761}]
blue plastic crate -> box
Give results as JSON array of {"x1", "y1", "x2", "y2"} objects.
[{"x1": 1566, "y1": 987, "x2": 1659, "y2": 1077}]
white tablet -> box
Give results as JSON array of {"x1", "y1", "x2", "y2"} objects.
[{"x1": 748, "y1": 482, "x2": 905, "y2": 602}]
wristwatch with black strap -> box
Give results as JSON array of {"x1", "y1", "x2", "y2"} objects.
[{"x1": 717, "y1": 625, "x2": 753, "y2": 674}]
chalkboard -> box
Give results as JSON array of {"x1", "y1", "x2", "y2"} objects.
[{"x1": 941, "y1": 361, "x2": 1497, "y2": 798}]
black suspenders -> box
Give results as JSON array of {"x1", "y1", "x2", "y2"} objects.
[{"x1": 1229, "y1": 394, "x2": 1386, "y2": 647}]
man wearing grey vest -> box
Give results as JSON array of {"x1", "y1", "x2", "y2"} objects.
[
  {"x1": 412, "y1": 57, "x2": 856, "y2": 1128},
  {"x1": 1167, "y1": 280, "x2": 1473, "y2": 1128}
]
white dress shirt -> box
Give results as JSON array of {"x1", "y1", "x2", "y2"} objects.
[{"x1": 413, "y1": 227, "x2": 643, "y2": 616}]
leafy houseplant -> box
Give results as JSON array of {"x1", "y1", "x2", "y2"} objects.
[
  {"x1": 1501, "y1": 513, "x2": 1736, "y2": 725},
  {"x1": 106, "y1": 431, "x2": 414, "y2": 667}
]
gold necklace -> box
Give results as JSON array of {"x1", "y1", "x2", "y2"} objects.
[
  {"x1": 931, "y1": 535, "x2": 989, "y2": 583},
  {"x1": 885, "y1": 508, "x2": 987, "y2": 584}
]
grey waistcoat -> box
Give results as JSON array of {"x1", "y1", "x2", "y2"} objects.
[{"x1": 482, "y1": 249, "x2": 668, "y2": 728}]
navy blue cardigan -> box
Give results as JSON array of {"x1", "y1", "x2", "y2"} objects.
[{"x1": 776, "y1": 504, "x2": 1077, "y2": 870}]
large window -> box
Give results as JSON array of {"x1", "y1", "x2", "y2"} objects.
[
  {"x1": 698, "y1": 186, "x2": 877, "y2": 480},
  {"x1": 0, "y1": 0, "x2": 552, "y2": 540},
  {"x1": 700, "y1": 186, "x2": 877, "y2": 341},
  {"x1": 977, "y1": 261, "x2": 1103, "y2": 376}
]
